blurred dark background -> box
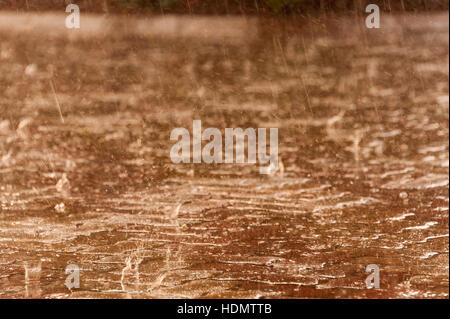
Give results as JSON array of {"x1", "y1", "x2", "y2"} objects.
[{"x1": 0, "y1": 0, "x2": 448, "y2": 14}]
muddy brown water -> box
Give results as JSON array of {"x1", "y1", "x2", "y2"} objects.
[{"x1": 0, "y1": 12, "x2": 448, "y2": 299}]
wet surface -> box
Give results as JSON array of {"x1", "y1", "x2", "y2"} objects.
[{"x1": 0, "y1": 12, "x2": 448, "y2": 298}]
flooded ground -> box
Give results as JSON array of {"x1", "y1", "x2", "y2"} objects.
[{"x1": 0, "y1": 12, "x2": 448, "y2": 299}]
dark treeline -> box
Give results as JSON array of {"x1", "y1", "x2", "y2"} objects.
[{"x1": 0, "y1": 0, "x2": 448, "y2": 14}]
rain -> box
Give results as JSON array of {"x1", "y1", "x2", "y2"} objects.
[{"x1": 0, "y1": 0, "x2": 448, "y2": 299}]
